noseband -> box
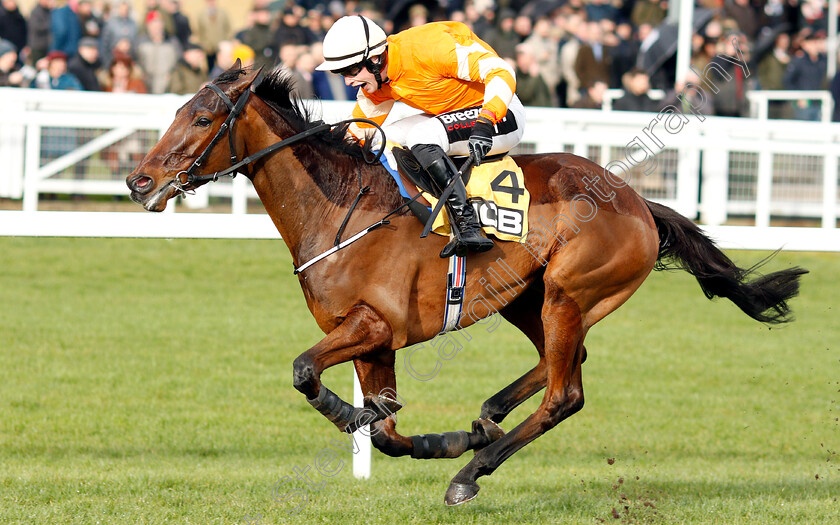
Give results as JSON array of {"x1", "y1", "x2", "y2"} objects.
[{"x1": 170, "y1": 78, "x2": 384, "y2": 196}]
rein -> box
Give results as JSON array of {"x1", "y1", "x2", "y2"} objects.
[
  {"x1": 174, "y1": 79, "x2": 416, "y2": 275},
  {"x1": 171, "y1": 81, "x2": 385, "y2": 193}
]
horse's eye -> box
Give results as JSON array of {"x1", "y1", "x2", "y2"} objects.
[{"x1": 195, "y1": 117, "x2": 212, "y2": 127}]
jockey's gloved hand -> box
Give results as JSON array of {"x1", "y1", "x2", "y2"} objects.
[{"x1": 468, "y1": 116, "x2": 494, "y2": 166}]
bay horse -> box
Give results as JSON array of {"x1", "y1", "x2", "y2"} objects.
[{"x1": 126, "y1": 66, "x2": 806, "y2": 506}]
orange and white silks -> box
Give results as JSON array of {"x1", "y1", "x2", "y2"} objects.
[{"x1": 348, "y1": 21, "x2": 517, "y2": 140}]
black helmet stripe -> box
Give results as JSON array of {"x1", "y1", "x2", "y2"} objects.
[
  {"x1": 359, "y1": 14, "x2": 370, "y2": 61},
  {"x1": 322, "y1": 38, "x2": 388, "y2": 62}
]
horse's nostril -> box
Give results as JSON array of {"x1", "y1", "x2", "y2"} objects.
[{"x1": 128, "y1": 174, "x2": 154, "y2": 194}]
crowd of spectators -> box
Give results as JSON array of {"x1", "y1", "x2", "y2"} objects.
[{"x1": 1, "y1": 0, "x2": 839, "y2": 121}]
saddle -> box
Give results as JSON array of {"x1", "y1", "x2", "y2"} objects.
[{"x1": 388, "y1": 147, "x2": 503, "y2": 216}]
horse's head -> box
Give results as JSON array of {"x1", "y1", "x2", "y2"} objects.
[{"x1": 127, "y1": 62, "x2": 260, "y2": 212}]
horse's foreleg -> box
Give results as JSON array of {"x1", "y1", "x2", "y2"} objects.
[
  {"x1": 352, "y1": 358, "x2": 505, "y2": 459},
  {"x1": 368, "y1": 417, "x2": 505, "y2": 459},
  {"x1": 292, "y1": 303, "x2": 401, "y2": 433},
  {"x1": 444, "y1": 292, "x2": 586, "y2": 506}
]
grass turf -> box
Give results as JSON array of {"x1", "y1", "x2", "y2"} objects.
[{"x1": 0, "y1": 237, "x2": 837, "y2": 524}]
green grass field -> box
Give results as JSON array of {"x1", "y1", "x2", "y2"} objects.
[{"x1": 1, "y1": 237, "x2": 838, "y2": 524}]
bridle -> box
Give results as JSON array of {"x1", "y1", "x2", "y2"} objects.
[{"x1": 169, "y1": 76, "x2": 384, "y2": 196}]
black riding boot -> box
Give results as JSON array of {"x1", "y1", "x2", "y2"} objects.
[{"x1": 424, "y1": 156, "x2": 494, "y2": 258}]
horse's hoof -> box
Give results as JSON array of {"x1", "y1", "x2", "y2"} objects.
[
  {"x1": 342, "y1": 395, "x2": 404, "y2": 434},
  {"x1": 365, "y1": 394, "x2": 403, "y2": 415},
  {"x1": 444, "y1": 481, "x2": 480, "y2": 506},
  {"x1": 472, "y1": 418, "x2": 505, "y2": 448}
]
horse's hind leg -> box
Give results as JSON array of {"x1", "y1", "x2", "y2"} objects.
[
  {"x1": 479, "y1": 361, "x2": 546, "y2": 423},
  {"x1": 353, "y1": 357, "x2": 505, "y2": 459},
  {"x1": 373, "y1": 286, "x2": 557, "y2": 458},
  {"x1": 292, "y1": 303, "x2": 402, "y2": 433},
  {"x1": 445, "y1": 289, "x2": 586, "y2": 505},
  {"x1": 480, "y1": 287, "x2": 548, "y2": 424},
  {"x1": 480, "y1": 344, "x2": 587, "y2": 423}
]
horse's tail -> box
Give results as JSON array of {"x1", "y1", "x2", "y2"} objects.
[{"x1": 644, "y1": 199, "x2": 807, "y2": 324}]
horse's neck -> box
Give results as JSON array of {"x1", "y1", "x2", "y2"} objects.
[{"x1": 243, "y1": 110, "x2": 363, "y2": 266}]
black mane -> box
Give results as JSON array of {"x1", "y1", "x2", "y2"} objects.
[{"x1": 249, "y1": 68, "x2": 373, "y2": 159}]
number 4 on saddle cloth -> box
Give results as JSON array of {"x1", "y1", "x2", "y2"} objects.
[
  {"x1": 378, "y1": 142, "x2": 531, "y2": 333},
  {"x1": 379, "y1": 142, "x2": 530, "y2": 242}
]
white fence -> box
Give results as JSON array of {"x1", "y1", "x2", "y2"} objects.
[
  {"x1": 603, "y1": 88, "x2": 835, "y2": 123},
  {"x1": 1, "y1": 87, "x2": 839, "y2": 250},
  {"x1": 747, "y1": 90, "x2": 835, "y2": 123}
]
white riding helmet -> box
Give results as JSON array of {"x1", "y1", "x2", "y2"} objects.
[{"x1": 316, "y1": 15, "x2": 388, "y2": 72}]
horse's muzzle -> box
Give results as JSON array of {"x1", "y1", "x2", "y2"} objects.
[{"x1": 127, "y1": 173, "x2": 176, "y2": 212}]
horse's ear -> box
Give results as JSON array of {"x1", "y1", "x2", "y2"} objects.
[
  {"x1": 224, "y1": 66, "x2": 261, "y2": 99},
  {"x1": 232, "y1": 58, "x2": 242, "y2": 70}
]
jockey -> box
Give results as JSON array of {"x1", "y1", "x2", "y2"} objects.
[{"x1": 316, "y1": 15, "x2": 525, "y2": 258}]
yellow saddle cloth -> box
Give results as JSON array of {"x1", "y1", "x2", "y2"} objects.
[{"x1": 424, "y1": 156, "x2": 530, "y2": 242}]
